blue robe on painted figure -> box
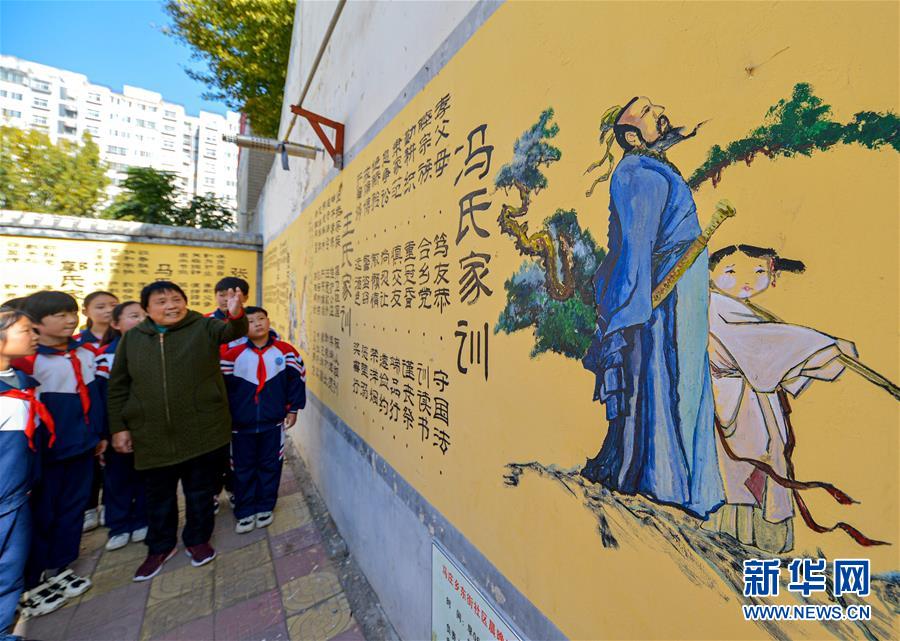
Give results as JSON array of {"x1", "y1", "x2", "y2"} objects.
[{"x1": 581, "y1": 152, "x2": 724, "y2": 519}]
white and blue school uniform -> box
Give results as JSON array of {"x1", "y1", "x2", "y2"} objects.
[
  {"x1": 75, "y1": 329, "x2": 102, "y2": 349},
  {"x1": 95, "y1": 338, "x2": 147, "y2": 538},
  {"x1": 210, "y1": 312, "x2": 281, "y2": 352},
  {"x1": 76, "y1": 329, "x2": 105, "y2": 517},
  {"x1": 13, "y1": 341, "x2": 104, "y2": 588},
  {"x1": 0, "y1": 369, "x2": 53, "y2": 631},
  {"x1": 220, "y1": 331, "x2": 281, "y2": 351},
  {"x1": 211, "y1": 314, "x2": 282, "y2": 502},
  {"x1": 220, "y1": 337, "x2": 305, "y2": 519}
]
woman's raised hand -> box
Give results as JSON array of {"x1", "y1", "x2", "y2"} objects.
[{"x1": 225, "y1": 287, "x2": 244, "y2": 317}]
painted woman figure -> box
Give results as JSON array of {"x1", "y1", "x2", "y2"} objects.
[{"x1": 704, "y1": 244, "x2": 883, "y2": 552}]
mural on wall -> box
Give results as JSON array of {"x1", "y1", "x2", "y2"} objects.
[
  {"x1": 0, "y1": 235, "x2": 257, "y2": 315},
  {"x1": 296, "y1": 274, "x2": 309, "y2": 353},
  {"x1": 264, "y1": 4, "x2": 899, "y2": 638},
  {"x1": 496, "y1": 83, "x2": 899, "y2": 638}
]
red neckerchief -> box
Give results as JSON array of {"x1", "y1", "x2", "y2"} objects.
[
  {"x1": 0, "y1": 388, "x2": 56, "y2": 451},
  {"x1": 64, "y1": 347, "x2": 91, "y2": 424},
  {"x1": 250, "y1": 343, "x2": 272, "y2": 403}
]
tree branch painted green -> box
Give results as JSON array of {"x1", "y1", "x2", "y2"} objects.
[
  {"x1": 495, "y1": 210, "x2": 605, "y2": 359},
  {"x1": 495, "y1": 109, "x2": 576, "y2": 301},
  {"x1": 495, "y1": 108, "x2": 561, "y2": 192},
  {"x1": 688, "y1": 82, "x2": 900, "y2": 189},
  {"x1": 494, "y1": 109, "x2": 605, "y2": 358}
]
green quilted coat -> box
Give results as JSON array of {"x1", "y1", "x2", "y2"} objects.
[{"x1": 107, "y1": 310, "x2": 248, "y2": 470}]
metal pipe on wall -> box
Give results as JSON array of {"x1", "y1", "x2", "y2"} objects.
[
  {"x1": 222, "y1": 133, "x2": 319, "y2": 159},
  {"x1": 282, "y1": 0, "x2": 347, "y2": 142}
]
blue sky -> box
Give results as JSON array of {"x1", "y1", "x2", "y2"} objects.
[{"x1": 0, "y1": 0, "x2": 228, "y2": 116}]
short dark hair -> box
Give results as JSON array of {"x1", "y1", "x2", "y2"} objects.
[
  {"x1": 23, "y1": 291, "x2": 78, "y2": 323},
  {"x1": 1, "y1": 297, "x2": 29, "y2": 311},
  {"x1": 0, "y1": 308, "x2": 31, "y2": 341},
  {"x1": 214, "y1": 277, "x2": 250, "y2": 295},
  {"x1": 141, "y1": 281, "x2": 188, "y2": 310},
  {"x1": 613, "y1": 96, "x2": 642, "y2": 152},
  {"x1": 709, "y1": 244, "x2": 806, "y2": 274},
  {"x1": 245, "y1": 306, "x2": 268, "y2": 317}
]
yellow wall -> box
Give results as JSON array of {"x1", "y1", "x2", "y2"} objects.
[
  {"x1": 0, "y1": 235, "x2": 258, "y2": 317},
  {"x1": 264, "y1": 2, "x2": 898, "y2": 639}
]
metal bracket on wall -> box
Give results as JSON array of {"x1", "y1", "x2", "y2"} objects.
[{"x1": 289, "y1": 105, "x2": 345, "y2": 170}]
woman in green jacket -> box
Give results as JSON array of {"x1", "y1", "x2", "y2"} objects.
[{"x1": 107, "y1": 280, "x2": 248, "y2": 581}]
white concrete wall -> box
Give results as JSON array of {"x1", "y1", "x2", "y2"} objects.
[
  {"x1": 253, "y1": 3, "x2": 565, "y2": 640},
  {"x1": 255, "y1": 0, "x2": 479, "y2": 241}
]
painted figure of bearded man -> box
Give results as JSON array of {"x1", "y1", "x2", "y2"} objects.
[{"x1": 581, "y1": 97, "x2": 725, "y2": 518}]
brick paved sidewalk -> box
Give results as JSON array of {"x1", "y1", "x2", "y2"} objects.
[{"x1": 15, "y1": 442, "x2": 380, "y2": 641}]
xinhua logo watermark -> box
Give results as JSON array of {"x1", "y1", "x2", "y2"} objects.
[{"x1": 741, "y1": 558, "x2": 871, "y2": 622}]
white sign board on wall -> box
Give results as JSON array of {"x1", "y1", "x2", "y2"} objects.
[{"x1": 432, "y1": 542, "x2": 524, "y2": 641}]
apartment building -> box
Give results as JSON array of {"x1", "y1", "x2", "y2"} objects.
[{"x1": 0, "y1": 55, "x2": 239, "y2": 208}]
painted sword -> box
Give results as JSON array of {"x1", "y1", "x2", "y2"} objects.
[{"x1": 651, "y1": 199, "x2": 736, "y2": 308}]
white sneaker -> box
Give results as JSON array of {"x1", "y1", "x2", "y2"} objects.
[
  {"x1": 99, "y1": 504, "x2": 106, "y2": 527},
  {"x1": 19, "y1": 584, "x2": 67, "y2": 619},
  {"x1": 83, "y1": 508, "x2": 99, "y2": 532},
  {"x1": 131, "y1": 526, "x2": 148, "y2": 543},
  {"x1": 255, "y1": 511, "x2": 274, "y2": 528},
  {"x1": 235, "y1": 517, "x2": 255, "y2": 534},
  {"x1": 47, "y1": 569, "x2": 92, "y2": 598},
  {"x1": 105, "y1": 533, "x2": 130, "y2": 551}
]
